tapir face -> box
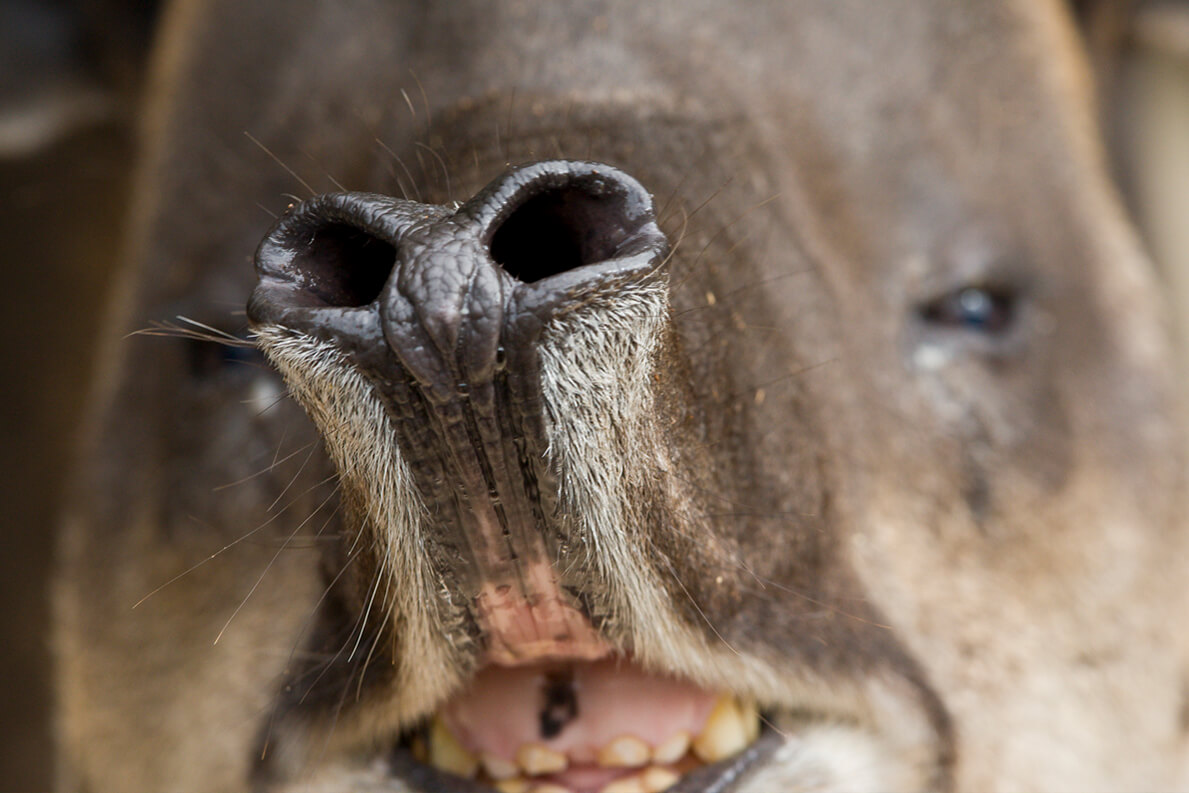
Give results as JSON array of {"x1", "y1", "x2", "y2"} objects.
[{"x1": 55, "y1": 1, "x2": 1188, "y2": 792}]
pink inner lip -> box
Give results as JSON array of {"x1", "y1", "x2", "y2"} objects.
[
  {"x1": 440, "y1": 657, "x2": 719, "y2": 786},
  {"x1": 447, "y1": 562, "x2": 720, "y2": 790}
]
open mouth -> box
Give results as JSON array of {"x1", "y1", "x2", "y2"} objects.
[{"x1": 392, "y1": 656, "x2": 780, "y2": 793}]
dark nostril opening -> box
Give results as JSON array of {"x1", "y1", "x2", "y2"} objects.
[
  {"x1": 294, "y1": 223, "x2": 396, "y2": 307},
  {"x1": 489, "y1": 184, "x2": 636, "y2": 283}
]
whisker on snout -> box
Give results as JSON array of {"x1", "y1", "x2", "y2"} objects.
[
  {"x1": 128, "y1": 318, "x2": 255, "y2": 346},
  {"x1": 214, "y1": 482, "x2": 343, "y2": 645},
  {"x1": 244, "y1": 131, "x2": 317, "y2": 197}
]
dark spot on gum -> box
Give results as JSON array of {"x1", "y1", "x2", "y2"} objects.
[{"x1": 539, "y1": 667, "x2": 578, "y2": 739}]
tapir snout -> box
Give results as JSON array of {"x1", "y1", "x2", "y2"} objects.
[{"x1": 250, "y1": 161, "x2": 669, "y2": 666}]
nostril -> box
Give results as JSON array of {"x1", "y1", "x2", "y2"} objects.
[
  {"x1": 253, "y1": 193, "x2": 410, "y2": 315},
  {"x1": 488, "y1": 173, "x2": 649, "y2": 284},
  {"x1": 294, "y1": 222, "x2": 396, "y2": 307}
]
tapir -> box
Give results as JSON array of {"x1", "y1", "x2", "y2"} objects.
[{"x1": 54, "y1": 1, "x2": 1189, "y2": 791}]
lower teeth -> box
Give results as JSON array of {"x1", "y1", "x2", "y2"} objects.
[
  {"x1": 492, "y1": 766, "x2": 683, "y2": 793},
  {"x1": 600, "y1": 766, "x2": 684, "y2": 793},
  {"x1": 428, "y1": 715, "x2": 480, "y2": 779},
  {"x1": 419, "y1": 693, "x2": 760, "y2": 793},
  {"x1": 691, "y1": 694, "x2": 760, "y2": 764}
]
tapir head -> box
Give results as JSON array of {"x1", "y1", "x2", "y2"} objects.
[
  {"x1": 54, "y1": 1, "x2": 1189, "y2": 792},
  {"x1": 247, "y1": 161, "x2": 901, "y2": 787}
]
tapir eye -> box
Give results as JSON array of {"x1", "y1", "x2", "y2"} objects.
[{"x1": 918, "y1": 285, "x2": 1017, "y2": 335}]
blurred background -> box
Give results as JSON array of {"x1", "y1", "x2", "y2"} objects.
[{"x1": 0, "y1": 1, "x2": 1186, "y2": 790}]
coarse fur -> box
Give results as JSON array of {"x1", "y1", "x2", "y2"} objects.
[{"x1": 252, "y1": 327, "x2": 464, "y2": 739}]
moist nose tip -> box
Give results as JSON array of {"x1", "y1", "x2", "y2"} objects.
[
  {"x1": 247, "y1": 160, "x2": 668, "y2": 360},
  {"x1": 247, "y1": 191, "x2": 425, "y2": 332},
  {"x1": 259, "y1": 195, "x2": 401, "y2": 307}
]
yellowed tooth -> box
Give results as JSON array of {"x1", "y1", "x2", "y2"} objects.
[
  {"x1": 691, "y1": 695, "x2": 750, "y2": 763},
  {"x1": 641, "y1": 766, "x2": 681, "y2": 793},
  {"x1": 429, "y1": 715, "x2": 479, "y2": 779},
  {"x1": 494, "y1": 779, "x2": 530, "y2": 793},
  {"x1": 596, "y1": 734, "x2": 651, "y2": 768},
  {"x1": 740, "y1": 699, "x2": 761, "y2": 743},
  {"x1": 529, "y1": 785, "x2": 573, "y2": 793},
  {"x1": 516, "y1": 742, "x2": 568, "y2": 775},
  {"x1": 600, "y1": 775, "x2": 646, "y2": 793},
  {"x1": 651, "y1": 730, "x2": 690, "y2": 764},
  {"x1": 482, "y1": 752, "x2": 521, "y2": 780}
]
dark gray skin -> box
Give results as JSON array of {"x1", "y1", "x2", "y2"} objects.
[{"x1": 55, "y1": 1, "x2": 1189, "y2": 792}]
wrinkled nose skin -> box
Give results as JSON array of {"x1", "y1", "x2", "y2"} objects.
[{"x1": 248, "y1": 161, "x2": 668, "y2": 665}]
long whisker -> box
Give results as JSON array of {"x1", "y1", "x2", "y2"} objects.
[
  {"x1": 245, "y1": 131, "x2": 316, "y2": 197},
  {"x1": 132, "y1": 501, "x2": 299, "y2": 609},
  {"x1": 214, "y1": 484, "x2": 342, "y2": 644},
  {"x1": 258, "y1": 534, "x2": 357, "y2": 762},
  {"x1": 657, "y1": 552, "x2": 740, "y2": 657},
  {"x1": 213, "y1": 440, "x2": 318, "y2": 492}
]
